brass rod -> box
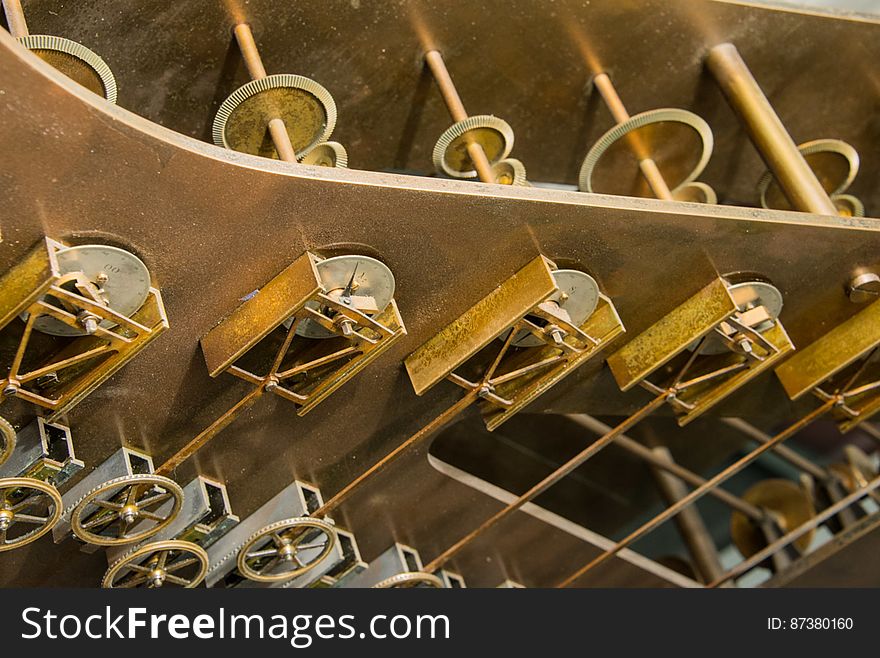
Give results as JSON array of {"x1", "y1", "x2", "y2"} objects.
[
  {"x1": 708, "y1": 473, "x2": 880, "y2": 587},
  {"x1": 422, "y1": 393, "x2": 668, "y2": 574},
  {"x1": 232, "y1": 23, "x2": 298, "y2": 163},
  {"x1": 722, "y1": 417, "x2": 829, "y2": 481},
  {"x1": 705, "y1": 43, "x2": 837, "y2": 215},
  {"x1": 650, "y1": 446, "x2": 728, "y2": 584},
  {"x1": 592, "y1": 73, "x2": 674, "y2": 200},
  {"x1": 557, "y1": 399, "x2": 836, "y2": 587},
  {"x1": 312, "y1": 391, "x2": 479, "y2": 519},
  {"x1": 424, "y1": 49, "x2": 495, "y2": 183},
  {"x1": 155, "y1": 386, "x2": 264, "y2": 476},
  {"x1": 2, "y1": 0, "x2": 28, "y2": 38},
  {"x1": 568, "y1": 415, "x2": 764, "y2": 521}
]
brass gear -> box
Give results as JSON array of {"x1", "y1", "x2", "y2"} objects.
[
  {"x1": 70, "y1": 474, "x2": 184, "y2": 546},
  {"x1": 492, "y1": 158, "x2": 528, "y2": 185},
  {"x1": 0, "y1": 477, "x2": 62, "y2": 552},
  {"x1": 579, "y1": 108, "x2": 714, "y2": 195},
  {"x1": 299, "y1": 141, "x2": 348, "y2": 168},
  {"x1": 758, "y1": 139, "x2": 860, "y2": 212},
  {"x1": 0, "y1": 416, "x2": 15, "y2": 467},
  {"x1": 18, "y1": 35, "x2": 117, "y2": 103},
  {"x1": 672, "y1": 181, "x2": 717, "y2": 204},
  {"x1": 433, "y1": 115, "x2": 514, "y2": 179},
  {"x1": 213, "y1": 74, "x2": 337, "y2": 159},
  {"x1": 236, "y1": 517, "x2": 337, "y2": 583},
  {"x1": 103, "y1": 539, "x2": 209, "y2": 588},
  {"x1": 730, "y1": 479, "x2": 815, "y2": 559},
  {"x1": 373, "y1": 571, "x2": 444, "y2": 588}
]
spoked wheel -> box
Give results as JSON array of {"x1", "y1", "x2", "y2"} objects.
[
  {"x1": 0, "y1": 477, "x2": 63, "y2": 552},
  {"x1": 373, "y1": 572, "x2": 444, "y2": 589},
  {"x1": 0, "y1": 417, "x2": 15, "y2": 466},
  {"x1": 236, "y1": 517, "x2": 336, "y2": 583},
  {"x1": 103, "y1": 540, "x2": 209, "y2": 588},
  {"x1": 70, "y1": 474, "x2": 184, "y2": 546}
]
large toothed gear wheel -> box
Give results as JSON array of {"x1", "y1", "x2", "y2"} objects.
[
  {"x1": 103, "y1": 539, "x2": 209, "y2": 588},
  {"x1": 299, "y1": 141, "x2": 348, "y2": 168},
  {"x1": 492, "y1": 158, "x2": 528, "y2": 186},
  {"x1": 579, "y1": 108, "x2": 714, "y2": 196},
  {"x1": 373, "y1": 572, "x2": 444, "y2": 589},
  {"x1": 758, "y1": 139, "x2": 860, "y2": 213},
  {"x1": 0, "y1": 417, "x2": 15, "y2": 467},
  {"x1": 23, "y1": 244, "x2": 152, "y2": 337},
  {"x1": 70, "y1": 474, "x2": 184, "y2": 546},
  {"x1": 18, "y1": 35, "x2": 118, "y2": 103},
  {"x1": 0, "y1": 477, "x2": 63, "y2": 552},
  {"x1": 213, "y1": 74, "x2": 337, "y2": 159},
  {"x1": 433, "y1": 115, "x2": 515, "y2": 179},
  {"x1": 236, "y1": 517, "x2": 337, "y2": 583}
]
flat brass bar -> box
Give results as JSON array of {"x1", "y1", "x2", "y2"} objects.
[
  {"x1": 2, "y1": 0, "x2": 28, "y2": 38},
  {"x1": 232, "y1": 22, "x2": 298, "y2": 163},
  {"x1": 424, "y1": 49, "x2": 495, "y2": 183},
  {"x1": 709, "y1": 473, "x2": 880, "y2": 588},
  {"x1": 155, "y1": 386, "x2": 265, "y2": 477},
  {"x1": 650, "y1": 446, "x2": 727, "y2": 583},
  {"x1": 722, "y1": 417, "x2": 831, "y2": 482},
  {"x1": 557, "y1": 399, "x2": 836, "y2": 587},
  {"x1": 705, "y1": 43, "x2": 837, "y2": 216},
  {"x1": 421, "y1": 392, "x2": 668, "y2": 573},
  {"x1": 592, "y1": 73, "x2": 673, "y2": 200},
  {"x1": 567, "y1": 414, "x2": 764, "y2": 521},
  {"x1": 311, "y1": 390, "x2": 479, "y2": 518}
]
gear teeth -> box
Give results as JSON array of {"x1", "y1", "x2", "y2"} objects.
[
  {"x1": 832, "y1": 193, "x2": 865, "y2": 218},
  {"x1": 373, "y1": 571, "x2": 444, "y2": 589},
  {"x1": 757, "y1": 138, "x2": 859, "y2": 210},
  {"x1": 671, "y1": 181, "x2": 717, "y2": 205},
  {"x1": 69, "y1": 474, "x2": 184, "y2": 546},
  {"x1": 236, "y1": 516, "x2": 336, "y2": 583},
  {"x1": 492, "y1": 157, "x2": 528, "y2": 186},
  {"x1": 432, "y1": 114, "x2": 515, "y2": 179},
  {"x1": 0, "y1": 416, "x2": 15, "y2": 467},
  {"x1": 103, "y1": 539, "x2": 208, "y2": 588},
  {"x1": 0, "y1": 477, "x2": 62, "y2": 552},
  {"x1": 578, "y1": 108, "x2": 713, "y2": 194},
  {"x1": 213, "y1": 73, "x2": 337, "y2": 155},
  {"x1": 298, "y1": 141, "x2": 349, "y2": 168},
  {"x1": 18, "y1": 34, "x2": 118, "y2": 104}
]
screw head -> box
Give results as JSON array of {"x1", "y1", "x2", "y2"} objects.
[{"x1": 847, "y1": 272, "x2": 880, "y2": 304}]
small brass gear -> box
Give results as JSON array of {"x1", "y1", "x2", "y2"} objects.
[
  {"x1": 831, "y1": 193, "x2": 864, "y2": 218},
  {"x1": 492, "y1": 158, "x2": 528, "y2": 185},
  {"x1": 373, "y1": 571, "x2": 444, "y2": 588},
  {"x1": 70, "y1": 474, "x2": 184, "y2": 546},
  {"x1": 0, "y1": 477, "x2": 62, "y2": 552},
  {"x1": 672, "y1": 181, "x2": 717, "y2": 205},
  {"x1": 299, "y1": 141, "x2": 348, "y2": 168},
  {"x1": 0, "y1": 417, "x2": 15, "y2": 467},
  {"x1": 433, "y1": 115, "x2": 514, "y2": 179},
  {"x1": 730, "y1": 479, "x2": 815, "y2": 559},
  {"x1": 213, "y1": 74, "x2": 337, "y2": 159},
  {"x1": 236, "y1": 517, "x2": 337, "y2": 583},
  {"x1": 103, "y1": 539, "x2": 209, "y2": 588},
  {"x1": 579, "y1": 108, "x2": 714, "y2": 196},
  {"x1": 758, "y1": 139, "x2": 860, "y2": 212},
  {"x1": 18, "y1": 35, "x2": 117, "y2": 103}
]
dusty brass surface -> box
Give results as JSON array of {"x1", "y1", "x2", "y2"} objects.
[
  {"x1": 3, "y1": 8, "x2": 880, "y2": 586},
  {"x1": 730, "y1": 479, "x2": 815, "y2": 559}
]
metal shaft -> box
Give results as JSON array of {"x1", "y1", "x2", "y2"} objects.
[
  {"x1": 556, "y1": 399, "x2": 835, "y2": 587},
  {"x1": 2, "y1": 0, "x2": 28, "y2": 38},
  {"x1": 312, "y1": 392, "x2": 478, "y2": 519},
  {"x1": 424, "y1": 49, "x2": 496, "y2": 183},
  {"x1": 232, "y1": 23, "x2": 298, "y2": 163},
  {"x1": 709, "y1": 472, "x2": 880, "y2": 587},
  {"x1": 722, "y1": 417, "x2": 829, "y2": 481},
  {"x1": 421, "y1": 393, "x2": 668, "y2": 574},
  {"x1": 706, "y1": 43, "x2": 837, "y2": 216},
  {"x1": 592, "y1": 73, "x2": 673, "y2": 200},
  {"x1": 651, "y1": 446, "x2": 727, "y2": 584},
  {"x1": 570, "y1": 415, "x2": 763, "y2": 520}
]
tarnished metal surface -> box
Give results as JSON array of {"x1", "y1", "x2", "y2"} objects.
[{"x1": 1, "y1": 2, "x2": 880, "y2": 587}]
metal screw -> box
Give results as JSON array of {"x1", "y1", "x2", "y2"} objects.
[
  {"x1": 2, "y1": 383, "x2": 18, "y2": 398},
  {"x1": 847, "y1": 272, "x2": 880, "y2": 304},
  {"x1": 77, "y1": 312, "x2": 99, "y2": 335},
  {"x1": 264, "y1": 378, "x2": 279, "y2": 392}
]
